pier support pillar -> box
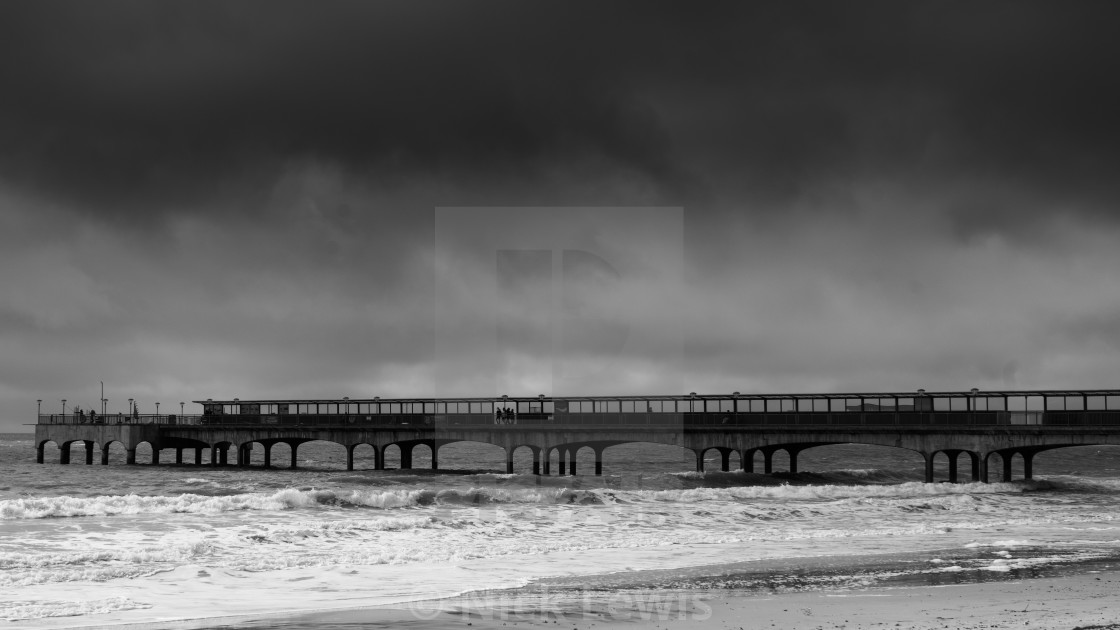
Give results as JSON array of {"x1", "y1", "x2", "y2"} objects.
[
  {"x1": 346, "y1": 445, "x2": 354, "y2": 471},
  {"x1": 85, "y1": 441, "x2": 94, "y2": 465},
  {"x1": 36, "y1": 442, "x2": 44, "y2": 464},
  {"x1": 176, "y1": 448, "x2": 183, "y2": 465},
  {"x1": 720, "y1": 449, "x2": 731, "y2": 472},
  {"x1": 289, "y1": 443, "x2": 298, "y2": 469},
  {"x1": 219, "y1": 446, "x2": 228, "y2": 466},
  {"x1": 594, "y1": 449, "x2": 603, "y2": 476},
  {"x1": 431, "y1": 444, "x2": 439, "y2": 471},
  {"x1": 262, "y1": 444, "x2": 271, "y2": 468},
  {"x1": 763, "y1": 450, "x2": 773, "y2": 474},
  {"x1": 1023, "y1": 452, "x2": 1033, "y2": 480},
  {"x1": 923, "y1": 452, "x2": 934, "y2": 483},
  {"x1": 569, "y1": 449, "x2": 577, "y2": 476},
  {"x1": 126, "y1": 448, "x2": 136, "y2": 465},
  {"x1": 532, "y1": 449, "x2": 540, "y2": 475},
  {"x1": 210, "y1": 445, "x2": 219, "y2": 467},
  {"x1": 101, "y1": 446, "x2": 110, "y2": 465},
  {"x1": 400, "y1": 445, "x2": 413, "y2": 470},
  {"x1": 946, "y1": 451, "x2": 960, "y2": 483},
  {"x1": 742, "y1": 449, "x2": 755, "y2": 473},
  {"x1": 970, "y1": 452, "x2": 980, "y2": 482},
  {"x1": 695, "y1": 449, "x2": 704, "y2": 473},
  {"x1": 542, "y1": 450, "x2": 551, "y2": 475},
  {"x1": 506, "y1": 454, "x2": 514, "y2": 474},
  {"x1": 979, "y1": 454, "x2": 989, "y2": 483},
  {"x1": 1002, "y1": 453, "x2": 1013, "y2": 482},
  {"x1": 558, "y1": 450, "x2": 566, "y2": 476},
  {"x1": 239, "y1": 444, "x2": 250, "y2": 467},
  {"x1": 60, "y1": 443, "x2": 71, "y2": 465},
  {"x1": 788, "y1": 449, "x2": 799, "y2": 474},
  {"x1": 375, "y1": 446, "x2": 384, "y2": 470},
  {"x1": 151, "y1": 448, "x2": 160, "y2": 465},
  {"x1": 195, "y1": 448, "x2": 203, "y2": 466}
]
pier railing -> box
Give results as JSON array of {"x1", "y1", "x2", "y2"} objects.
[{"x1": 37, "y1": 411, "x2": 1120, "y2": 428}]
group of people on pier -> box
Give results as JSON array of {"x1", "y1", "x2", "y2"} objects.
[
  {"x1": 69, "y1": 406, "x2": 139, "y2": 424},
  {"x1": 495, "y1": 407, "x2": 518, "y2": 424}
]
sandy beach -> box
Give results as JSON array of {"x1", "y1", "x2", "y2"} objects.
[{"x1": 271, "y1": 570, "x2": 1120, "y2": 630}]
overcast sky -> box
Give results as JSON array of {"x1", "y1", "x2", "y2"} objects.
[{"x1": 3, "y1": 1, "x2": 1120, "y2": 429}]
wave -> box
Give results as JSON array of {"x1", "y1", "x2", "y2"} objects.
[
  {"x1": 5, "y1": 470, "x2": 1118, "y2": 520},
  {"x1": 1, "y1": 596, "x2": 150, "y2": 621},
  {"x1": 0, "y1": 486, "x2": 607, "y2": 519}
]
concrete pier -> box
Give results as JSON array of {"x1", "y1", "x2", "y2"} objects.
[{"x1": 32, "y1": 389, "x2": 1120, "y2": 481}]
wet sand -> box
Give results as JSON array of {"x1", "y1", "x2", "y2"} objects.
[{"x1": 251, "y1": 570, "x2": 1120, "y2": 630}]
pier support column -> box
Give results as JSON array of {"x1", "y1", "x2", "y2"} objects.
[
  {"x1": 923, "y1": 452, "x2": 934, "y2": 483},
  {"x1": 788, "y1": 449, "x2": 799, "y2": 474},
  {"x1": 60, "y1": 443, "x2": 71, "y2": 465},
  {"x1": 151, "y1": 448, "x2": 160, "y2": 465},
  {"x1": 84, "y1": 441, "x2": 94, "y2": 465},
  {"x1": 763, "y1": 450, "x2": 773, "y2": 474},
  {"x1": 210, "y1": 445, "x2": 219, "y2": 467},
  {"x1": 569, "y1": 449, "x2": 577, "y2": 476},
  {"x1": 946, "y1": 451, "x2": 960, "y2": 483},
  {"x1": 1002, "y1": 452, "x2": 1013, "y2": 482},
  {"x1": 101, "y1": 446, "x2": 110, "y2": 465},
  {"x1": 695, "y1": 449, "x2": 705, "y2": 473},
  {"x1": 970, "y1": 452, "x2": 980, "y2": 482},
  {"x1": 594, "y1": 448, "x2": 603, "y2": 476},
  {"x1": 431, "y1": 444, "x2": 439, "y2": 471},
  {"x1": 542, "y1": 449, "x2": 551, "y2": 475},
  {"x1": 742, "y1": 449, "x2": 755, "y2": 473},
  {"x1": 195, "y1": 448, "x2": 203, "y2": 466},
  {"x1": 290, "y1": 443, "x2": 298, "y2": 469},
  {"x1": 979, "y1": 453, "x2": 989, "y2": 483},
  {"x1": 532, "y1": 449, "x2": 540, "y2": 476},
  {"x1": 176, "y1": 448, "x2": 183, "y2": 465},
  {"x1": 720, "y1": 449, "x2": 731, "y2": 472},
  {"x1": 505, "y1": 451, "x2": 514, "y2": 474},
  {"x1": 239, "y1": 444, "x2": 250, "y2": 467},
  {"x1": 1023, "y1": 452, "x2": 1034, "y2": 480},
  {"x1": 36, "y1": 442, "x2": 44, "y2": 464},
  {"x1": 219, "y1": 446, "x2": 228, "y2": 466},
  {"x1": 346, "y1": 445, "x2": 355, "y2": 471},
  {"x1": 126, "y1": 448, "x2": 136, "y2": 465},
  {"x1": 558, "y1": 450, "x2": 566, "y2": 476},
  {"x1": 263, "y1": 444, "x2": 271, "y2": 468},
  {"x1": 400, "y1": 444, "x2": 413, "y2": 470},
  {"x1": 375, "y1": 446, "x2": 384, "y2": 470}
]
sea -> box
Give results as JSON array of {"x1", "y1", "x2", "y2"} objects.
[{"x1": 3, "y1": 432, "x2": 1120, "y2": 627}]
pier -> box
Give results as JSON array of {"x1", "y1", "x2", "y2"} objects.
[{"x1": 34, "y1": 389, "x2": 1120, "y2": 482}]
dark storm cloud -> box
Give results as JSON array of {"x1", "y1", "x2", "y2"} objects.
[
  {"x1": 2, "y1": 1, "x2": 1119, "y2": 227},
  {"x1": 0, "y1": 1, "x2": 693, "y2": 215},
  {"x1": 4, "y1": 2, "x2": 1120, "y2": 429}
]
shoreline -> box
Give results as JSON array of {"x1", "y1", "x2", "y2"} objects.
[
  {"x1": 21, "y1": 547, "x2": 1120, "y2": 630},
  {"x1": 238, "y1": 567, "x2": 1120, "y2": 630}
]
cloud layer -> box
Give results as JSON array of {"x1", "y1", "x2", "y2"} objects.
[{"x1": 3, "y1": 2, "x2": 1120, "y2": 426}]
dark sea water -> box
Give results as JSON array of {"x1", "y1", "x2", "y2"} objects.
[{"x1": 3, "y1": 432, "x2": 1120, "y2": 627}]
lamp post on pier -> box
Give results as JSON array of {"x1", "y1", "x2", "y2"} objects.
[
  {"x1": 37, "y1": 399, "x2": 41, "y2": 418},
  {"x1": 180, "y1": 402, "x2": 184, "y2": 417},
  {"x1": 156, "y1": 402, "x2": 160, "y2": 417},
  {"x1": 128, "y1": 399, "x2": 133, "y2": 418}
]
